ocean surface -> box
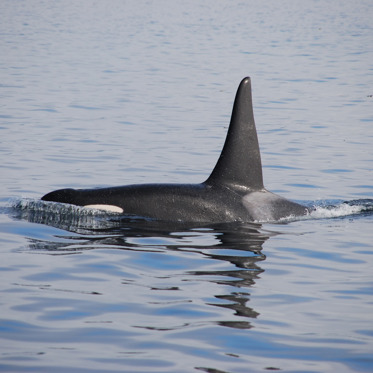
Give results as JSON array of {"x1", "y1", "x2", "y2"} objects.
[{"x1": 1, "y1": 1, "x2": 372, "y2": 372}]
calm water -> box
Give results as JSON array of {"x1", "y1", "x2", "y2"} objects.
[{"x1": 1, "y1": 1, "x2": 373, "y2": 372}]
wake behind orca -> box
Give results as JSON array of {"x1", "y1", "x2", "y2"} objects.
[{"x1": 42, "y1": 77, "x2": 311, "y2": 223}]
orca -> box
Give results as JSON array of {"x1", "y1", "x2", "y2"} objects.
[{"x1": 41, "y1": 77, "x2": 310, "y2": 223}]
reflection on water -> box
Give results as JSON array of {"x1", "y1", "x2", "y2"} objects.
[
  {"x1": 4, "y1": 196, "x2": 373, "y2": 371},
  {"x1": 12, "y1": 199, "x2": 274, "y2": 332}
]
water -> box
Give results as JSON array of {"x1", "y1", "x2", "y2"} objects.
[{"x1": 1, "y1": 0, "x2": 373, "y2": 372}]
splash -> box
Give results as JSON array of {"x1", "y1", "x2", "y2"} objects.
[
  {"x1": 13, "y1": 198, "x2": 118, "y2": 216},
  {"x1": 260, "y1": 199, "x2": 373, "y2": 224},
  {"x1": 310, "y1": 202, "x2": 371, "y2": 219},
  {"x1": 291, "y1": 199, "x2": 373, "y2": 222},
  {"x1": 11, "y1": 198, "x2": 123, "y2": 233}
]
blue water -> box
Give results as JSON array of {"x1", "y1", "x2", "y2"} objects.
[{"x1": 1, "y1": 0, "x2": 373, "y2": 372}]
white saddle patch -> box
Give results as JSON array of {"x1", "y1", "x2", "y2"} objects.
[{"x1": 84, "y1": 204, "x2": 124, "y2": 213}]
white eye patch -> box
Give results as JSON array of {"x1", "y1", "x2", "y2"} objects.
[{"x1": 84, "y1": 204, "x2": 124, "y2": 213}]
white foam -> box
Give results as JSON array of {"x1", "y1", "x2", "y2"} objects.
[
  {"x1": 310, "y1": 204, "x2": 365, "y2": 219},
  {"x1": 275, "y1": 202, "x2": 371, "y2": 223}
]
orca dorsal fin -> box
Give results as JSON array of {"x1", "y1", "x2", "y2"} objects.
[{"x1": 206, "y1": 77, "x2": 264, "y2": 191}]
